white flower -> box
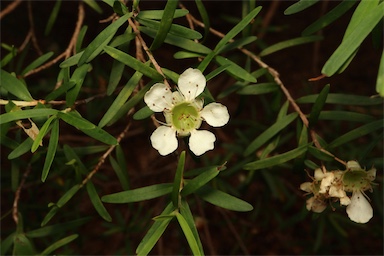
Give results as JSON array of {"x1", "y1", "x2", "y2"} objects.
[
  {"x1": 144, "y1": 68, "x2": 230, "y2": 156},
  {"x1": 319, "y1": 172, "x2": 335, "y2": 194},
  {"x1": 346, "y1": 190, "x2": 373, "y2": 223}
]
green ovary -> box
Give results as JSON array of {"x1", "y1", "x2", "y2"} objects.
[{"x1": 171, "y1": 103, "x2": 201, "y2": 135}]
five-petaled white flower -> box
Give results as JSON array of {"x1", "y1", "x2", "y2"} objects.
[{"x1": 144, "y1": 68, "x2": 229, "y2": 156}]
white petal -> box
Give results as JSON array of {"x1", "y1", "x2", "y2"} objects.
[
  {"x1": 150, "y1": 126, "x2": 178, "y2": 156},
  {"x1": 144, "y1": 83, "x2": 173, "y2": 112},
  {"x1": 178, "y1": 68, "x2": 206, "y2": 101},
  {"x1": 346, "y1": 191, "x2": 373, "y2": 223},
  {"x1": 300, "y1": 182, "x2": 312, "y2": 193},
  {"x1": 200, "y1": 103, "x2": 229, "y2": 127},
  {"x1": 189, "y1": 130, "x2": 216, "y2": 156},
  {"x1": 319, "y1": 172, "x2": 334, "y2": 194}
]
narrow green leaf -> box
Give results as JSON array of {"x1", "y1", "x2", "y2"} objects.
[
  {"x1": 102, "y1": 183, "x2": 173, "y2": 203},
  {"x1": 195, "y1": 0, "x2": 210, "y2": 42},
  {"x1": 41, "y1": 119, "x2": 59, "y2": 182},
  {"x1": 26, "y1": 217, "x2": 90, "y2": 238},
  {"x1": 57, "y1": 111, "x2": 95, "y2": 129},
  {"x1": 86, "y1": 181, "x2": 112, "y2": 222},
  {"x1": 244, "y1": 113, "x2": 298, "y2": 156},
  {"x1": 150, "y1": 0, "x2": 178, "y2": 50},
  {"x1": 8, "y1": 138, "x2": 33, "y2": 160},
  {"x1": 180, "y1": 201, "x2": 204, "y2": 255},
  {"x1": 318, "y1": 111, "x2": 375, "y2": 123},
  {"x1": 0, "y1": 70, "x2": 33, "y2": 101},
  {"x1": 133, "y1": 106, "x2": 154, "y2": 120},
  {"x1": 80, "y1": 126, "x2": 118, "y2": 145},
  {"x1": 284, "y1": 0, "x2": 320, "y2": 15},
  {"x1": 21, "y1": 52, "x2": 54, "y2": 76},
  {"x1": 63, "y1": 144, "x2": 88, "y2": 174},
  {"x1": 109, "y1": 155, "x2": 130, "y2": 190},
  {"x1": 113, "y1": 0, "x2": 129, "y2": 16},
  {"x1": 137, "y1": 9, "x2": 189, "y2": 19},
  {"x1": 139, "y1": 26, "x2": 211, "y2": 54},
  {"x1": 40, "y1": 234, "x2": 78, "y2": 256},
  {"x1": 217, "y1": 36, "x2": 257, "y2": 54},
  {"x1": 1, "y1": 232, "x2": 15, "y2": 255},
  {"x1": 181, "y1": 166, "x2": 220, "y2": 196},
  {"x1": 45, "y1": 81, "x2": 76, "y2": 101},
  {"x1": 136, "y1": 203, "x2": 174, "y2": 256},
  {"x1": 205, "y1": 64, "x2": 230, "y2": 82},
  {"x1": 99, "y1": 70, "x2": 143, "y2": 127},
  {"x1": 296, "y1": 93, "x2": 383, "y2": 105},
  {"x1": 237, "y1": 82, "x2": 278, "y2": 95},
  {"x1": 59, "y1": 52, "x2": 83, "y2": 68},
  {"x1": 78, "y1": 12, "x2": 131, "y2": 65},
  {"x1": 198, "y1": 6, "x2": 262, "y2": 71},
  {"x1": 57, "y1": 185, "x2": 81, "y2": 208},
  {"x1": 138, "y1": 18, "x2": 202, "y2": 40},
  {"x1": 0, "y1": 108, "x2": 58, "y2": 125},
  {"x1": 308, "y1": 84, "x2": 330, "y2": 127},
  {"x1": 107, "y1": 59, "x2": 125, "y2": 95},
  {"x1": 104, "y1": 46, "x2": 163, "y2": 80},
  {"x1": 83, "y1": 0, "x2": 103, "y2": 13},
  {"x1": 106, "y1": 81, "x2": 152, "y2": 126},
  {"x1": 66, "y1": 64, "x2": 91, "y2": 106},
  {"x1": 243, "y1": 144, "x2": 309, "y2": 170},
  {"x1": 31, "y1": 115, "x2": 56, "y2": 152},
  {"x1": 260, "y1": 35, "x2": 322, "y2": 56},
  {"x1": 172, "y1": 151, "x2": 185, "y2": 208},
  {"x1": 173, "y1": 51, "x2": 203, "y2": 59},
  {"x1": 41, "y1": 206, "x2": 59, "y2": 227},
  {"x1": 328, "y1": 119, "x2": 384, "y2": 148},
  {"x1": 76, "y1": 26, "x2": 88, "y2": 52},
  {"x1": 302, "y1": 0, "x2": 357, "y2": 36},
  {"x1": 1, "y1": 45, "x2": 17, "y2": 68},
  {"x1": 215, "y1": 56, "x2": 256, "y2": 83},
  {"x1": 307, "y1": 146, "x2": 335, "y2": 162},
  {"x1": 196, "y1": 186, "x2": 253, "y2": 212},
  {"x1": 175, "y1": 212, "x2": 201, "y2": 256},
  {"x1": 322, "y1": 2, "x2": 384, "y2": 76},
  {"x1": 13, "y1": 233, "x2": 36, "y2": 255},
  {"x1": 376, "y1": 49, "x2": 384, "y2": 97}
]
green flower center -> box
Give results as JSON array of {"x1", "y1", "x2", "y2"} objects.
[
  {"x1": 171, "y1": 102, "x2": 201, "y2": 135},
  {"x1": 342, "y1": 170, "x2": 371, "y2": 192}
]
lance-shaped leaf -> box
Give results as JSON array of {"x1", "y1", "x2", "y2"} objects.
[
  {"x1": 259, "y1": 35, "x2": 322, "y2": 56},
  {"x1": 66, "y1": 64, "x2": 91, "y2": 106},
  {"x1": 78, "y1": 12, "x2": 131, "y2": 66},
  {"x1": 243, "y1": 144, "x2": 309, "y2": 170},
  {"x1": 31, "y1": 115, "x2": 57, "y2": 152},
  {"x1": 8, "y1": 138, "x2": 33, "y2": 160},
  {"x1": 244, "y1": 112, "x2": 298, "y2": 156},
  {"x1": 181, "y1": 166, "x2": 221, "y2": 196},
  {"x1": 318, "y1": 111, "x2": 375, "y2": 123},
  {"x1": 26, "y1": 217, "x2": 90, "y2": 238},
  {"x1": 104, "y1": 46, "x2": 163, "y2": 81},
  {"x1": 237, "y1": 82, "x2": 278, "y2": 95},
  {"x1": 0, "y1": 109, "x2": 58, "y2": 126},
  {"x1": 0, "y1": 70, "x2": 33, "y2": 101},
  {"x1": 172, "y1": 151, "x2": 185, "y2": 208},
  {"x1": 40, "y1": 234, "x2": 78, "y2": 256},
  {"x1": 322, "y1": 1, "x2": 384, "y2": 76},
  {"x1": 180, "y1": 200, "x2": 204, "y2": 255},
  {"x1": 21, "y1": 52, "x2": 54, "y2": 76},
  {"x1": 102, "y1": 183, "x2": 173, "y2": 203},
  {"x1": 195, "y1": 0, "x2": 210, "y2": 42},
  {"x1": 136, "y1": 203, "x2": 174, "y2": 256},
  {"x1": 175, "y1": 212, "x2": 201, "y2": 256},
  {"x1": 296, "y1": 93, "x2": 383, "y2": 106},
  {"x1": 284, "y1": 0, "x2": 320, "y2": 15},
  {"x1": 44, "y1": 0, "x2": 62, "y2": 35},
  {"x1": 137, "y1": 9, "x2": 189, "y2": 19},
  {"x1": 86, "y1": 181, "x2": 112, "y2": 222},
  {"x1": 41, "y1": 119, "x2": 59, "y2": 182},
  {"x1": 57, "y1": 111, "x2": 95, "y2": 130},
  {"x1": 302, "y1": 0, "x2": 357, "y2": 36},
  {"x1": 308, "y1": 84, "x2": 329, "y2": 128},
  {"x1": 150, "y1": 0, "x2": 178, "y2": 50},
  {"x1": 376, "y1": 50, "x2": 384, "y2": 97},
  {"x1": 215, "y1": 56, "x2": 256, "y2": 83},
  {"x1": 196, "y1": 185, "x2": 253, "y2": 212},
  {"x1": 45, "y1": 81, "x2": 76, "y2": 101},
  {"x1": 328, "y1": 119, "x2": 384, "y2": 148}
]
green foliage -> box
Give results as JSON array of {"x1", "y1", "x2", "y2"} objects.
[{"x1": 1, "y1": 1, "x2": 382, "y2": 255}]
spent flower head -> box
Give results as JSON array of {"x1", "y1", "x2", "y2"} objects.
[
  {"x1": 144, "y1": 68, "x2": 229, "y2": 156},
  {"x1": 300, "y1": 161, "x2": 377, "y2": 223}
]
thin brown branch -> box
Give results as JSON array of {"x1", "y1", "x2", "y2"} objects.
[
  {"x1": 12, "y1": 164, "x2": 32, "y2": 225},
  {"x1": 27, "y1": 1, "x2": 43, "y2": 56},
  {"x1": 80, "y1": 117, "x2": 132, "y2": 187},
  {"x1": 127, "y1": 18, "x2": 170, "y2": 88},
  {"x1": 0, "y1": 0, "x2": 22, "y2": 20},
  {"x1": 257, "y1": 1, "x2": 280, "y2": 40},
  {"x1": 23, "y1": 2, "x2": 85, "y2": 78}
]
